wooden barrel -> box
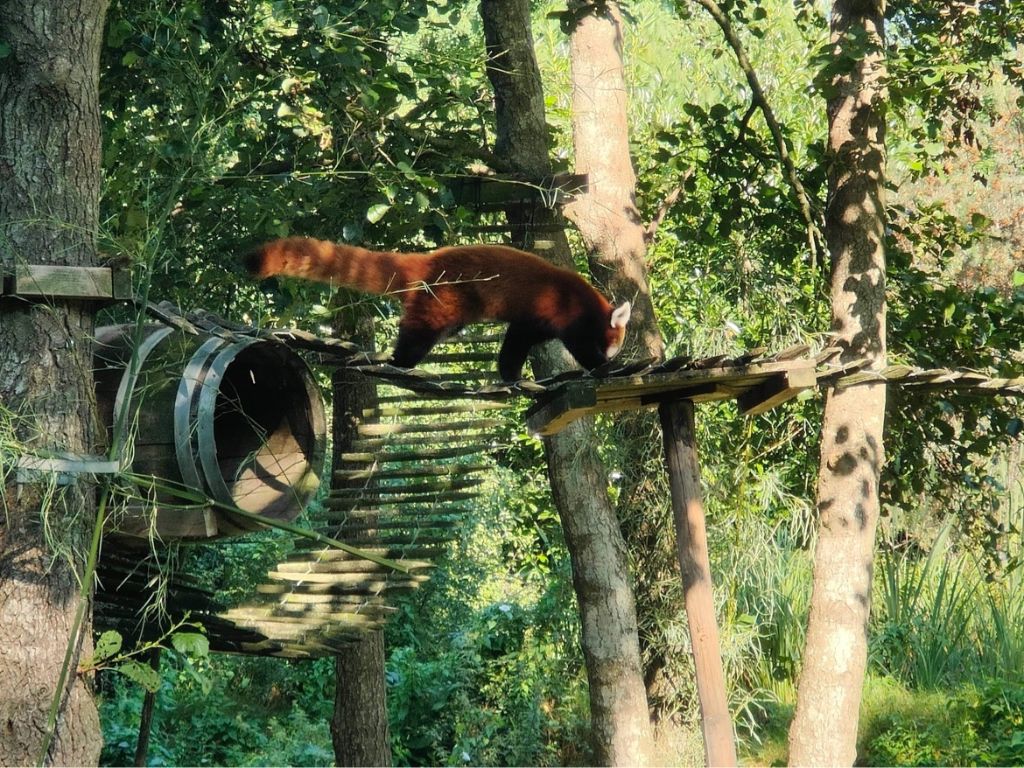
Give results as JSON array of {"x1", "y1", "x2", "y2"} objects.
[{"x1": 94, "y1": 324, "x2": 326, "y2": 540}]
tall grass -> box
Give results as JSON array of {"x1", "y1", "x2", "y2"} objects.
[{"x1": 871, "y1": 515, "x2": 1024, "y2": 690}]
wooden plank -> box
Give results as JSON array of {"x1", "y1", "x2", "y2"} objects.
[
  {"x1": 266, "y1": 570, "x2": 430, "y2": 584},
  {"x1": 528, "y1": 359, "x2": 819, "y2": 436},
  {"x1": 273, "y1": 559, "x2": 434, "y2": 575},
  {"x1": 328, "y1": 476, "x2": 485, "y2": 496},
  {"x1": 323, "y1": 489, "x2": 480, "y2": 509},
  {"x1": 338, "y1": 444, "x2": 489, "y2": 464},
  {"x1": 338, "y1": 519, "x2": 460, "y2": 533},
  {"x1": 223, "y1": 609, "x2": 388, "y2": 629},
  {"x1": 737, "y1": 366, "x2": 818, "y2": 416},
  {"x1": 356, "y1": 419, "x2": 502, "y2": 436},
  {"x1": 362, "y1": 402, "x2": 507, "y2": 418},
  {"x1": 525, "y1": 382, "x2": 597, "y2": 437},
  {"x1": 448, "y1": 173, "x2": 587, "y2": 209},
  {"x1": 7, "y1": 264, "x2": 122, "y2": 300},
  {"x1": 334, "y1": 463, "x2": 489, "y2": 481},
  {"x1": 290, "y1": 543, "x2": 443, "y2": 559},
  {"x1": 320, "y1": 506, "x2": 468, "y2": 520},
  {"x1": 275, "y1": 558, "x2": 433, "y2": 574}
]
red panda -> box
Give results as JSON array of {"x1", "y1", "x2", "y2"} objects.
[{"x1": 245, "y1": 236, "x2": 631, "y2": 381}]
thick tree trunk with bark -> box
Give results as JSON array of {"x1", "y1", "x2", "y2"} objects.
[
  {"x1": 333, "y1": 633, "x2": 391, "y2": 766},
  {"x1": 788, "y1": 2, "x2": 888, "y2": 765},
  {"x1": 0, "y1": 1, "x2": 109, "y2": 764},
  {"x1": 561, "y1": 3, "x2": 698, "y2": 728},
  {"x1": 479, "y1": 1, "x2": 653, "y2": 763},
  {"x1": 330, "y1": 308, "x2": 392, "y2": 767}
]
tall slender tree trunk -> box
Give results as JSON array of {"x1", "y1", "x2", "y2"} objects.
[
  {"x1": 479, "y1": 1, "x2": 653, "y2": 763},
  {"x1": 788, "y1": 2, "x2": 888, "y2": 764},
  {"x1": 330, "y1": 306, "x2": 392, "y2": 767},
  {"x1": 0, "y1": 0, "x2": 109, "y2": 764},
  {"x1": 561, "y1": 2, "x2": 691, "y2": 724},
  {"x1": 562, "y1": 2, "x2": 662, "y2": 362}
]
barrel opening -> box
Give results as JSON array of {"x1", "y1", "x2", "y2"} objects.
[{"x1": 212, "y1": 344, "x2": 324, "y2": 519}]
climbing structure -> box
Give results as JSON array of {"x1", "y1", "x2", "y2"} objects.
[
  {"x1": 216, "y1": 332, "x2": 509, "y2": 657},
  {"x1": 92, "y1": 302, "x2": 1024, "y2": 657},
  {"x1": 94, "y1": 319, "x2": 510, "y2": 657}
]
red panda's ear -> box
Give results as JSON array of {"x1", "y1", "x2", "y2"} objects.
[{"x1": 610, "y1": 301, "x2": 631, "y2": 329}]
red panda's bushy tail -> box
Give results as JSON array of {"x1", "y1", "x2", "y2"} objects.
[{"x1": 245, "y1": 236, "x2": 419, "y2": 296}]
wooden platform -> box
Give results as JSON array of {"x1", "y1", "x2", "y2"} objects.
[{"x1": 526, "y1": 357, "x2": 818, "y2": 436}]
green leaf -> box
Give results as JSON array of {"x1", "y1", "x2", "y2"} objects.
[
  {"x1": 92, "y1": 630, "x2": 123, "y2": 663},
  {"x1": 366, "y1": 202, "x2": 390, "y2": 224},
  {"x1": 1012, "y1": 271, "x2": 1024, "y2": 288},
  {"x1": 970, "y1": 212, "x2": 991, "y2": 230},
  {"x1": 117, "y1": 660, "x2": 162, "y2": 693},
  {"x1": 0, "y1": 42, "x2": 12, "y2": 59},
  {"x1": 170, "y1": 632, "x2": 209, "y2": 658}
]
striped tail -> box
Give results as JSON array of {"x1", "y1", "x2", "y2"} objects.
[{"x1": 245, "y1": 236, "x2": 417, "y2": 296}]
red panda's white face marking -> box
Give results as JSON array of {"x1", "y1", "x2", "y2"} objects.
[{"x1": 606, "y1": 301, "x2": 631, "y2": 359}]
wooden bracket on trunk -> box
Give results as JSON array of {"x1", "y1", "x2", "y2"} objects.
[{"x1": 2, "y1": 264, "x2": 133, "y2": 302}]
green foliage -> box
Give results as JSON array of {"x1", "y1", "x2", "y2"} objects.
[
  {"x1": 861, "y1": 678, "x2": 1024, "y2": 767},
  {"x1": 99, "y1": 0, "x2": 489, "y2": 325},
  {"x1": 99, "y1": 654, "x2": 334, "y2": 767},
  {"x1": 384, "y1": 471, "x2": 590, "y2": 767},
  {"x1": 872, "y1": 530, "x2": 974, "y2": 689}
]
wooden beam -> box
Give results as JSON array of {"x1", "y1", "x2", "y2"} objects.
[
  {"x1": 525, "y1": 382, "x2": 595, "y2": 436},
  {"x1": 4, "y1": 264, "x2": 132, "y2": 301},
  {"x1": 659, "y1": 400, "x2": 737, "y2": 767},
  {"x1": 737, "y1": 365, "x2": 818, "y2": 416},
  {"x1": 448, "y1": 173, "x2": 588, "y2": 210}
]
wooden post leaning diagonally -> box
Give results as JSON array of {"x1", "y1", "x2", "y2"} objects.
[{"x1": 658, "y1": 399, "x2": 737, "y2": 767}]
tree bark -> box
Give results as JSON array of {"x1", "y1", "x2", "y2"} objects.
[
  {"x1": 0, "y1": 0, "x2": 109, "y2": 765},
  {"x1": 560, "y1": 3, "x2": 694, "y2": 726},
  {"x1": 562, "y1": 1, "x2": 663, "y2": 363},
  {"x1": 788, "y1": 2, "x2": 888, "y2": 765},
  {"x1": 333, "y1": 633, "x2": 391, "y2": 766},
  {"x1": 479, "y1": 1, "x2": 653, "y2": 764},
  {"x1": 330, "y1": 305, "x2": 392, "y2": 767}
]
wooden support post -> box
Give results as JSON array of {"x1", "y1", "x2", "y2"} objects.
[
  {"x1": 134, "y1": 647, "x2": 161, "y2": 767},
  {"x1": 658, "y1": 399, "x2": 737, "y2": 767}
]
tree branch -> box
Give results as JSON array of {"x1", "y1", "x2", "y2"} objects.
[{"x1": 691, "y1": 0, "x2": 824, "y2": 268}]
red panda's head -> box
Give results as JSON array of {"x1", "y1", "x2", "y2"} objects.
[{"x1": 604, "y1": 301, "x2": 631, "y2": 360}]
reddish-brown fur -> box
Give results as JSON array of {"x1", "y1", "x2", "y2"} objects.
[{"x1": 246, "y1": 236, "x2": 630, "y2": 380}]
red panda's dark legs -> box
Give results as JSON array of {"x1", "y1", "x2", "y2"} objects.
[
  {"x1": 391, "y1": 323, "x2": 445, "y2": 369},
  {"x1": 498, "y1": 323, "x2": 552, "y2": 381}
]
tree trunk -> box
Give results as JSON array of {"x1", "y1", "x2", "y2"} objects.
[
  {"x1": 562, "y1": 1, "x2": 663, "y2": 362},
  {"x1": 0, "y1": 1, "x2": 109, "y2": 765},
  {"x1": 330, "y1": 305, "x2": 392, "y2": 767},
  {"x1": 561, "y1": 3, "x2": 700, "y2": 728},
  {"x1": 788, "y1": 2, "x2": 888, "y2": 765},
  {"x1": 333, "y1": 633, "x2": 391, "y2": 766},
  {"x1": 479, "y1": 1, "x2": 652, "y2": 764}
]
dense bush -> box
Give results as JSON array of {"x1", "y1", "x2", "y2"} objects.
[{"x1": 861, "y1": 678, "x2": 1024, "y2": 766}]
